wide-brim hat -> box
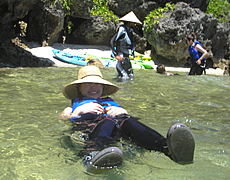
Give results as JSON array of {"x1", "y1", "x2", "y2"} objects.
[
  {"x1": 119, "y1": 11, "x2": 142, "y2": 25},
  {"x1": 62, "y1": 66, "x2": 119, "y2": 100}
]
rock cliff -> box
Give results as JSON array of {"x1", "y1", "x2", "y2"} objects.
[
  {"x1": 144, "y1": 2, "x2": 229, "y2": 66},
  {"x1": 0, "y1": 0, "x2": 229, "y2": 68}
]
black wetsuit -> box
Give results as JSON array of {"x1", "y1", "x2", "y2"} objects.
[
  {"x1": 112, "y1": 25, "x2": 134, "y2": 78},
  {"x1": 68, "y1": 98, "x2": 168, "y2": 157}
]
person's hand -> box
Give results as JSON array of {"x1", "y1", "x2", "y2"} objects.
[
  {"x1": 105, "y1": 106, "x2": 128, "y2": 117},
  {"x1": 72, "y1": 102, "x2": 104, "y2": 116},
  {"x1": 196, "y1": 59, "x2": 201, "y2": 65},
  {"x1": 116, "y1": 55, "x2": 125, "y2": 62},
  {"x1": 59, "y1": 107, "x2": 73, "y2": 120}
]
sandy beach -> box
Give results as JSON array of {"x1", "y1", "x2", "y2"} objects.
[{"x1": 27, "y1": 42, "x2": 224, "y2": 75}]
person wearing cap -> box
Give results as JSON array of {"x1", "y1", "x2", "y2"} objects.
[
  {"x1": 111, "y1": 11, "x2": 142, "y2": 79},
  {"x1": 60, "y1": 66, "x2": 195, "y2": 174}
]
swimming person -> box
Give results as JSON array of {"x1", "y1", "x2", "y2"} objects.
[
  {"x1": 156, "y1": 64, "x2": 175, "y2": 76},
  {"x1": 60, "y1": 66, "x2": 195, "y2": 174}
]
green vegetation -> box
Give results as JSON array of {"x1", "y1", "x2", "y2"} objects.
[
  {"x1": 206, "y1": 0, "x2": 230, "y2": 23},
  {"x1": 56, "y1": 0, "x2": 230, "y2": 35},
  {"x1": 143, "y1": 3, "x2": 175, "y2": 32},
  {"x1": 60, "y1": 0, "x2": 74, "y2": 34},
  {"x1": 59, "y1": 0, "x2": 119, "y2": 34},
  {"x1": 60, "y1": 0, "x2": 73, "y2": 12},
  {"x1": 91, "y1": 0, "x2": 119, "y2": 23}
]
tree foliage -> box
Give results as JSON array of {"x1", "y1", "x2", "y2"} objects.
[
  {"x1": 206, "y1": 0, "x2": 230, "y2": 23},
  {"x1": 56, "y1": 0, "x2": 230, "y2": 34},
  {"x1": 60, "y1": 0, "x2": 74, "y2": 13},
  {"x1": 91, "y1": 0, "x2": 119, "y2": 23},
  {"x1": 59, "y1": 0, "x2": 74, "y2": 34},
  {"x1": 143, "y1": 3, "x2": 175, "y2": 32}
]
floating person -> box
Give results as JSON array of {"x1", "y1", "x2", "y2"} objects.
[
  {"x1": 186, "y1": 33, "x2": 208, "y2": 75},
  {"x1": 60, "y1": 66, "x2": 195, "y2": 174},
  {"x1": 156, "y1": 64, "x2": 176, "y2": 75},
  {"x1": 110, "y1": 11, "x2": 142, "y2": 79}
]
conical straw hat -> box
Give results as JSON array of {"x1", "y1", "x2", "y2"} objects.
[{"x1": 119, "y1": 11, "x2": 142, "y2": 25}]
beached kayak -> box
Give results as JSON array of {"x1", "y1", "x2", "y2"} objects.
[
  {"x1": 52, "y1": 49, "x2": 154, "y2": 69},
  {"x1": 131, "y1": 59, "x2": 155, "y2": 69},
  {"x1": 131, "y1": 61, "x2": 145, "y2": 69},
  {"x1": 100, "y1": 57, "x2": 117, "y2": 68},
  {"x1": 52, "y1": 49, "x2": 88, "y2": 66}
]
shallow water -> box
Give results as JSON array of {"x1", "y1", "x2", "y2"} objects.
[{"x1": 0, "y1": 67, "x2": 229, "y2": 180}]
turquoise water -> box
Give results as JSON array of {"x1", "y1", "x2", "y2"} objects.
[{"x1": 0, "y1": 67, "x2": 229, "y2": 179}]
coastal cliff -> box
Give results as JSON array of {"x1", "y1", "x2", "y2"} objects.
[{"x1": 0, "y1": 0, "x2": 229, "y2": 68}]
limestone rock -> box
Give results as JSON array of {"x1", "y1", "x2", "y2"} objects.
[
  {"x1": 0, "y1": 0, "x2": 229, "y2": 68},
  {"x1": 108, "y1": 0, "x2": 209, "y2": 21},
  {"x1": 143, "y1": 2, "x2": 229, "y2": 66},
  {"x1": 70, "y1": 16, "x2": 116, "y2": 45},
  {"x1": 26, "y1": 0, "x2": 64, "y2": 45}
]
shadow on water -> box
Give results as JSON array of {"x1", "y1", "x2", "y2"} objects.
[{"x1": 0, "y1": 67, "x2": 229, "y2": 179}]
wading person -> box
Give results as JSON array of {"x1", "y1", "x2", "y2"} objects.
[
  {"x1": 186, "y1": 33, "x2": 208, "y2": 75},
  {"x1": 60, "y1": 66, "x2": 195, "y2": 174},
  {"x1": 111, "y1": 11, "x2": 142, "y2": 79}
]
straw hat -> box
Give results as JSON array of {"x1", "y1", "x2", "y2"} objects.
[
  {"x1": 119, "y1": 11, "x2": 142, "y2": 25},
  {"x1": 62, "y1": 66, "x2": 119, "y2": 99}
]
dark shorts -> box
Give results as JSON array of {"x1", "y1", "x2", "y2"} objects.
[{"x1": 189, "y1": 63, "x2": 205, "y2": 75}]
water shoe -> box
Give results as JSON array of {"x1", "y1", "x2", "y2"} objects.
[
  {"x1": 84, "y1": 147, "x2": 123, "y2": 174},
  {"x1": 167, "y1": 123, "x2": 195, "y2": 164}
]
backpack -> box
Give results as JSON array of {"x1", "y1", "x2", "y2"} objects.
[
  {"x1": 110, "y1": 29, "x2": 119, "y2": 53},
  {"x1": 110, "y1": 25, "x2": 132, "y2": 55}
]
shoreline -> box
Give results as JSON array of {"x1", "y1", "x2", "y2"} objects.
[{"x1": 27, "y1": 42, "x2": 224, "y2": 76}]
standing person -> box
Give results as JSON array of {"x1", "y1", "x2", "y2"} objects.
[
  {"x1": 186, "y1": 33, "x2": 208, "y2": 75},
  {"x1": 60, "y1": 66, "x2": 195, "y2": 174},
  {"x1": 111, "y1": 11, "x2": 142, "y2": 79}
]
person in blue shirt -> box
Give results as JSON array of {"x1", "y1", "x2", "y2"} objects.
[
  {"x1": 186, "y1": 33, "x2": 208, "y2": 75},
  {"x1": 60, "y1": 65, "x2": 195, "y2": 174}
]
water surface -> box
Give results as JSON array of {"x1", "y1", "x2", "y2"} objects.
[{"x1": 0, "y1": 67, "x2": 229, "y2": 179}]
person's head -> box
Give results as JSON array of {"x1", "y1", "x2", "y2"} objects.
[
  {"x1": 186, "y1": 33, "x2": 196, "y2": 46},
  {"x1": 156, "y1": 64, "x2": 166, "y2": 74},
  {"x1": 79, "y1": 82, "x2": 103, "y2": 99},
  {"x1": 119, "y1": 11, "x2": 142, "y2": 27},
  {"x1": 62, "y1": 66, "x2": 119, "y2": 100}
]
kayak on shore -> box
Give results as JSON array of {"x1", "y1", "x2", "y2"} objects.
[
  {"x1": 52, "y1": 49, "x2": 88, "y2": 66},
  {"x1": 52, "y1": 49, "x2": 155, "y2": 69}
]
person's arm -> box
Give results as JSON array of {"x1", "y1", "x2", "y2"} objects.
[
  {"x1": 195, "y1": 44, "x2": 208, "y2": 65},
  {"x1": 59, "y1": 107, "x2": 73, "y2": 120},
  {"x1": 165, "y1": 72, "x2": 174, "y2": 76},
  {"x1": 114, "y1": 27, "x2": 125, "y2": 62},
  {"x1": 59, "y1": 103, "x2": 105, "y2": 119},
  {"x1": 72, "y1": 102, "x2": 104, "y2": 116}
]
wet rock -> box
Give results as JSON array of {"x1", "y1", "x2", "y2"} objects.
[
  {"x1": 143, "y1": 2, "x2": 229, "y2": 66},
  {"x1": 108, "y1": 0, "x2": 209, "y2": 21},
  {"x1": 0, "y1": 0, "x2": 229, "y2": 68},
  {"x1": 70, "y1": 16, "x2": 116, "y2": 45}
]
